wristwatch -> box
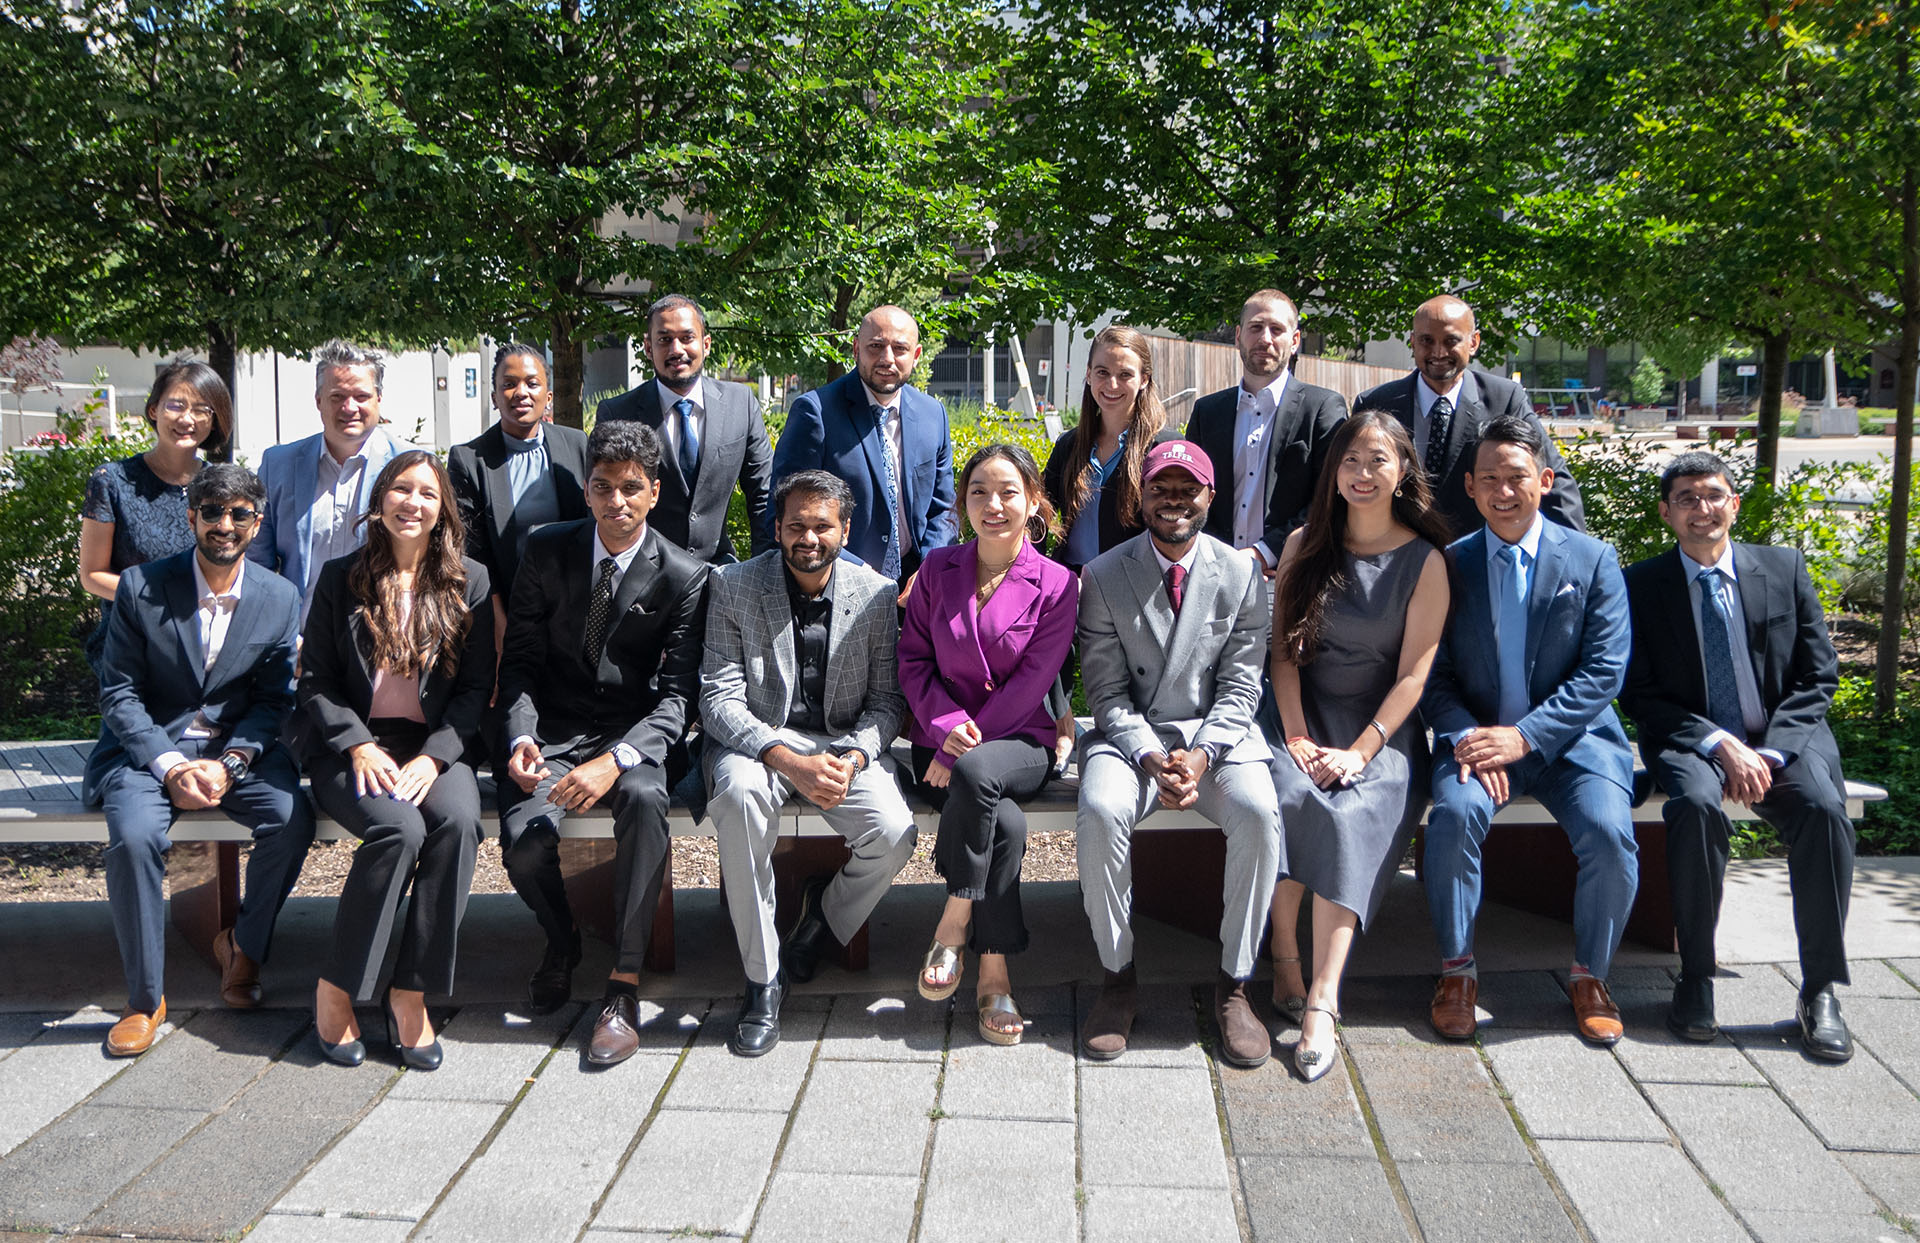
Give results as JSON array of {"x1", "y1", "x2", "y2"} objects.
[{"x1": 218, "y1": 751, "x2": 250, "y2": 784}]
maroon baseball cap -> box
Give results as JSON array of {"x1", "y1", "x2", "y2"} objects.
[{"x1": 1141, "y1": 440, "x2": 1215, "y2": 488}]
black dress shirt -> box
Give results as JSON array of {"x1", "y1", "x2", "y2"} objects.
[{"x1": 784, "y1": 565, "x2": 836, "y2": 733}]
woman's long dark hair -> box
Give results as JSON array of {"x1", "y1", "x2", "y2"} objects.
[
  {"x1": 350, "y1": 450, "x2": 471, "y2": 678},
  {"x1": 1058, "y1": 325, "x2": 1168, "y2": 536},
  {"x1": 960, "y1": 442, "x2": 1058, "y2": 545},
  {"x1": 1274, "y1": 409, "x2": 1451, "y2": 663}
]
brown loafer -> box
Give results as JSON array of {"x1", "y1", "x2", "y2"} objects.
[
  {"x1": 106, "y1": 999, "x2": 166, "y2": 1057},
  {"x1": 587, "y1": 993, "x2": 641, "y2": 1066},
  {"x1": 1430, "y1": 975, "x2": 1478, "y2": 1041},
  {"x1": 1571, "y1": 977, "x2": 1624, "y2": 1046},
  {"x1": 213, "y1": 927, "x2": 261, "y2": 1009},
  {"x1": 1081, "y1": 965, "x2": 1138, "y2": 1061},
  {"x1": 1214, "y1": 974, "x2": 1270, "y2": 1068}
]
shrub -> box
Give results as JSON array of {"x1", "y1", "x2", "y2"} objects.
[
  {"x1": 1628, "y1": 356, "x2": 1667, "y2": 406},
  {"x1": 1832, "y1": 676, "x2": 1920, "y2": 855}
]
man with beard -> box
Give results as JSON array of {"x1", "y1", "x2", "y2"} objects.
[
  {"x1": 1186, "y1": 289, "x2": 1348, "y2": 574},
  {"x1": 83, "y1": 463, "x2": 315, "y2": 1055},
  {"x1": 1074, "y1": 442, "x2": 1281, "y2": 1068},
  {"x1": 595, "y1": 294, "x2": 774, "y2": 565},
  {"x1": 765, "y1": 305, "x2": 956, "y2": 586},
  {"x1": 702, "y1": 470, "x2": 918, "y2": 1056},
  {"x1": 1356, "y1": 296, "x2": 1584, "y2": 537}
]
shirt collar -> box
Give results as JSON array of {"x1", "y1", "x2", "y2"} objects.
[
  {"x1": 1237, "y1": 369, "x2": 1289, "y2": 414},
  {"x1": 1679, "y1": 544, "x2": 1738, "y2": 582},
  {"x1": 1492, "y1": 511, "x2": 1546, "y2": 562},
  {"x1": 1415, "y1": 372, "x2": 1468, "y2": 415},
  {"x1": 656, "y1": 376, "x2": 705, "y2": 416},
  {"x1": 592, "y1": 526, "x2": 648, "y2": 577},
  {"x1": 861, "y1": 382, "x2": 902, "y2": 415},
  {"x1": 192, "y1": 554, "x2": 245, "y2": 603},
  {"x1": 783, "y1": 561, "x2": 838, "y2": 605},
  {"x1": 1150, "y1": 539, "x2": 1201, "y2": 576}
]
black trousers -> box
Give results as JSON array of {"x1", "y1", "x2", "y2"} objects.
[
  {"x1": 912, "y1": 738, "x2": 1052, "y2": 956},
  {"x1": 1653, "y1": 744, "x2": 1854, "y2": 992},
  {"x1": 309, "y1": 721, "x2": 482, "y2": 999},
  {"x1": 498, "y1": 740, "x2": 670, "y2": 975}
]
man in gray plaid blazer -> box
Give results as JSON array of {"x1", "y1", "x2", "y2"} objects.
[{"x1": 702, "y1": 470, "x2": 918, "y2": 1057}]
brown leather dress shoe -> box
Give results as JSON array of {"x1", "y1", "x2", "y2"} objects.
[
  {"x1": 106, "y1": 999, "x2": 166, "y2": 1057},
  {"x1": 1571, "y1": 976, "x2": 1624, "y2": 1046},
  {"x1": 1081, "y1": 965, "x2": 1138, "y2": 1061},
  {"x1": 1214, "y1": 974, "x2": 1271, "y2": 1069},
  {"x1": 213, "y1": 927, "x2": 262, "y2": 1009},
  {"x1": 1430, "y1": 975, "x2": 1479, "y2": 1040},
  {"x1": 587, "y1": 993, "x2": 641, "y2": 1066}
]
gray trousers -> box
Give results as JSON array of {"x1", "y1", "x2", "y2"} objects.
[
  {"x1": 707, "y1": 731, "x2": 918, "y2": 986},
  {"x1": 1076, "y1": 749, "x2": 1281, "y2": 980}
]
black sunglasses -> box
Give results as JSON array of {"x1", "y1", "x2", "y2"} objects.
[{"x1": 196, "y1": 503, "x2": 260, "y2": 527}]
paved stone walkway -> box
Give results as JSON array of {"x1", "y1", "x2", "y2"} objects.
[{"x1": 5, "y1": 958, "x2": 1920, "y2": 1241}]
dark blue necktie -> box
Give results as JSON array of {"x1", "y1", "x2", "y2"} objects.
[
  {"x1": 871, "y1": 403, "x2": 903, "y2": 579},
  {"x1": 1697, "y1": 568, "x2": 1746, "y2": 737},
  {"x1": 674, "y1": 397, "x2": 699, "y2": 485},
  {"x1": 1425, "y1": 395, "x2": 1453, "y2": 479}
]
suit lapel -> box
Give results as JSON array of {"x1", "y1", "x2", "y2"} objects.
[
  {"x1": 1262, "y1": 380, "x2": 1307, "y2": 513},
  {"x1": 1524, "y1": 521, "x2": 1568, "y2": 673},
  {"x1": 1121, "y1": 537, "x2": 1174, "y2": 653},
  {"x1": 481, "y1": 425, "x2": 517, "y2": 548},
  {"x1": 1444, "y1": 372, "x2": 1486, "y2": 482},
  {"x1": 203, "y1": 581, "x2": 265, "y2": 690},
  {"x1": 165, "y1": 558, "x2": 207, "y2": 688},
  {"x1": 1453, "y1": 531, "x2": 1496, "y2": 690},
  {"x1": 652, "y1": 379, "x2": 697, "y2": 497},
  {"x1": 851, "y1": 388, "x2": 896, "y2": 537},
  {"x1": 1662, "y1": 549, "x2": 1709, "y2": 709},
  {"x1": 568, "y1": 523, "x2": 597, "y2": 654},
  {"x1": 1733, "y1": 544, "x2": 1771, "y2": 687},
  {"x1": 692, "y1": 380, "x2": 736, "y2": 512},
  {"x1": 1389, "y1": 375, "x2": 1419, "y2": 438},
  {"x1": 611, "y1": 528, "x2": 660, "y2": 620},
  {"x1": 1163, "y1": 539, "x2": 1221, "y2": 679}
]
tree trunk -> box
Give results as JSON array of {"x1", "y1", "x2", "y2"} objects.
[
  {"x1": 1876, "y1": 168, "x2": 1918, "y2": 716},
  {"x1": 549, "y1": 313, "x2": 585, "y2": 429},
  {"x1": 206, "y1": 323, "x2": 236, "y2": 461},
  {"x1": 1756, "y1": 326, "x2": 1790, "y2": 491},
  {"x1": 821, "y1": 283, "x2": 858, "y2": 383}
]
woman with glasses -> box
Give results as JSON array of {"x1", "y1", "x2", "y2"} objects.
[
  {"x1": 79, "y1": 361, "x2": 232, "y2": 666},
  {"x1": 293, "y1": 450, "x2": 495, "y2": 1070}
]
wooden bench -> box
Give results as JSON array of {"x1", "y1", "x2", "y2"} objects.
[{"x1": 0, "y1": 740, "x2": 1888, "y2": 969}]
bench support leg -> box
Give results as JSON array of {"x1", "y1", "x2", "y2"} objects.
[
  {"x1": 170, "y1": 840, "x2": 240, "y2": 967},
  {"x1": 769, "y1": 837, "x2": 870, "y2": 972},
  {"x1": 557, "y1": 839, "x2": 676, "y2": 974}
]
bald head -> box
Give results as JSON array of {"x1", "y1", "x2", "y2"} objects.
[
  {"x1": 1409, "y1": 296, "x2": 1481, "y2": 393},
  {"x1": 855, "y1": 305, "x2": 923, "y2": 398}
]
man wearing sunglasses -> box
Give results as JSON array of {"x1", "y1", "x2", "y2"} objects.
[{"x1": 82, "y1": 463, "x2": 316, "y2": 1057}]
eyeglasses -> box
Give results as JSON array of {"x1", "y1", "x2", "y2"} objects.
[
  {"x1": 161, "y1": 398, "x2": 219, "y2": 421},
  {"x1": 196, "y1": 503, "x2": 259, "y2": 527},
  {"x1": 1670, "y1": 490, "x2": 1736, "y2": 511}
]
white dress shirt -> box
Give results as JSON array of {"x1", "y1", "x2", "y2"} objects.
[
  {"x1": 1413, "y1": 372, "x2": 1468, "y2": 463},
  {"x1": 1678, "y1": 544, "x2": 1782, "y2": 765},
  {"x1": 308, "y1": 443, "x2": 371, "y2": 605},
  {"x1": 149, "y1": 558, "x2": 249, "y2": 783},
  {"x1": 1230, "y1": 371, "x2": 1290, "y2": 562},
  {"x1": 654, "y1": 376, "x2": 707, "y2": 467}
]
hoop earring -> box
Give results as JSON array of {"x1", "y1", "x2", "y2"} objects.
[{"x1": 1393, "y1": 486, "x2": 1403, "y2": 497}]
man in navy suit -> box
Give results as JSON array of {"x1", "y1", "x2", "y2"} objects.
[
  {"x1": 1421, "y1": 415, "x2": 1636, "y2": 1046},
  {"x1": 766, "y1": 305, "x2": 956, "y2": 585},
  {"x1": 1621, "y1": 451, "x2": 1856, "y2": 1062},
  {"x1": 1356, "y1": 297, "x2": 1584, "y2": 537},
  {"x1": 84, "y1": 463, "x2": 315, "y2": 1056}
]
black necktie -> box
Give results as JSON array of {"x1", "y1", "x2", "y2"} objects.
[
  {"x1": 583, "y1": 556, "x2": 617, "y2": 665},
  {"x1": 1425, "y1": 396, "x2": 1453, "y2": 480}
]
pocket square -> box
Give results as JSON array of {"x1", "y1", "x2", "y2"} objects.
[{"x1": 1554, "y1": 582, "x2": 1579, "y2": 598}]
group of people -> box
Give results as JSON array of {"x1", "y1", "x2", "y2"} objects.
[{"x1": 77, "y1": 288, "x2": 1859, "y2": 1079}]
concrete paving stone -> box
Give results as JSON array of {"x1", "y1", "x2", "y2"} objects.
[
  {"x1": 1077, "y1": 980, "x2": 1206, "y2": 1068},
  {"x1": 247, "y1": 1214, "x2": 420, "y2": 1243},
  {"x1": 1739, "y1": 1209, "x2": 1911, "y2": 1243},
  {"x1": 0, "y1": 1103, "x2": 203, "y2": 1231},
  {"x1": 1079, "y1": 1065, "x2": 1229, "y2": 1190},
  {"x1": 657, "y1": 1006, "x2": 826, "y2": 1113},
  {"x1": 1081, "y1": 1184, "x2": 1238, "y2": 1242},
  {"x1": 1735, "y1": 1030, "x2": 1920, "y2": 1153},
  {"x1": 415, "y1": 1051, "x2": 673, "y2": 1243},
  {"x1": 581, "y1": 1234, "x2": 703, "y2": 1242},
  {"x1": 1782, "y1": 960, "x2": 1918, "y2": 998},
  {"x1": 1331, "y1": 973, "x2": 1439, "y2": 1040},
  {"x1": 919, "y1": 1117, "x2": 1077, "y2": 1243},
  {"x1": 1846, "y1": 997, "x2": 1920, "y2": 1093},
  {"x1": 1347, "y1": 1037, "x2": 1533, "y2": 1165},
  {"x1": 593, "y1": 1108, "x2": 786, "y2": 1234},
  {"x1": 0, "y1": 1011, "x2": 61, "y2": 1056},
  {"x1": 1396, "y1": 1159, "x2": 1580, "y2": 1243},
  {"x1": 0, "y1": 1014, "x2": 145, "y2": 1157},
  {"x1": 1482, "y1": 1031, "x2": 1668, "y2": 1141},
  {"x1": 942, "y1": 1028, "x2": 1077, "y2": 1122},
  {"x1": 90, "y1": 1006, "x2": 307, "y2": 1110},
  {"x1": 1474, "y1": 969, "x2": 1578, "y2": 1032},
  {"x1": 387, "y1": 1004, "x2": 580, "y2": 1102},
  {"x1": 1613, "y1": 1026, "x2": 1761, "y2": 1086},
  {"x1": 1709, "y1": 966, "x2": 1803, "y2": 1034},
  {"x1": 817, "y1": 990, "x2": 949, "y2": 1061},
  {"x1": 1537, "y1": 1139, "x2": 1748, "y2": 1243},
  {"x1": 82, "y1": 1046, "x2": 393, "y2": 1239},
  {"x1": 751, "y1": 1171, "x2": 920, "y2": 1243},
  {"x1": 1217, "y1": 1055, "x2": 1375, "y2": 1158},
  {"x1": 779, "y1": 1058, "x2": 939, "y2": 1177},
  {"x1": 1645, "y1": 1083, "x2": 1881, "y2": 1217},
  {"x1": 1842, "y1": 1152, "x2": 1920, "y2": 1224},
  {"x1": 1606, "y1": 965, "x2": 1681, "y2": 993},
  {"x1": 1237, "y1": 1154, "x2": 1413, "y2": 1242},
  {"x1": 1889, "y1": 960, "x2": 1920, "y2": 990},
  {"x1": 275, "y1": 1099, "x2": 503, "y2": 1219}
]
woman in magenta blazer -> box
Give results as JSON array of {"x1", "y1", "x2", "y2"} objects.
[{"x1": 900, "y1": 443, "x2": 1078, "y2": 1046}]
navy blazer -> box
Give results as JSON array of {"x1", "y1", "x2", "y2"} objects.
[
  {"x1": 83, "y1": 549, "x2": 302, "y2": 803},
  {"x1": 765, "y1": 371, "x2": 957, "y2": 571},
  {"x1": 1422, "y1": 521, "x2": 1633, "y2": 792},
  {"x1": 447, "y1": 422, "x2": 591, "y2": 606},
  {"x1": 596, "y1": 376, "x2": 774, "y2": 564},
  {"x1": 1355, "y1": 370, "x2": 1585, "y2": 538}
]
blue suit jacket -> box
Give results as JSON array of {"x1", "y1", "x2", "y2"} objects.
[
  {"x1": 1421, "y1": 520, "x2": 1633, "y2": 792},
  {"x1": 247, "y1": 427, "x2": 414, "y2": 595},
  {"x1": 765, "y1": 371, "x2": 956, "y2": 571},
  {"x1": 83, "y1": 549, "x2": 302, "y2": 803}
]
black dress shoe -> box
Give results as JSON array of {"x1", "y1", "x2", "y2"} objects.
[
  {"x1": 384, "y1": 990, "x2": 444, "y2": 1071},
  {"x1": 1667, "y1": 975, "x2": 1719, "y2": 1042},
  {"x1": 729, "y1": 974, "x2": 787, "y2": 1058},
  {"x1": 782, "y1": 877, "x2": 839, "y2": 984},
  {"x1": 588, "y1": 993, "x2": 642, "y2": 1066},
  {"x1": 528, "y1": 935, "x2": 582, "y2": 1015},
  {"x1": 1798, "y1": 986, "x2": 1854, "y2": 1063}
]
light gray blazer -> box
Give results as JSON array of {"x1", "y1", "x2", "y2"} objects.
[
  {"x1": 699, "y1": 549, "x2": 905, "y2": 765},
  {"x1": 1077, "y1": 531, "x2": 1271, "y2": 766}
]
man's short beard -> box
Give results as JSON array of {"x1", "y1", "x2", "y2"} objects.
[{"x1": 784, "y1": 544, "x2": 840, "y2": 575}]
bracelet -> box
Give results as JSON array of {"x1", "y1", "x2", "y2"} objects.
[
  {"x1": 1369, "y1": 720, "x2": 1389, "y2": 742},
  {"x1": 1286, "y1": 735, "x2": 1310, "y2": 745}
]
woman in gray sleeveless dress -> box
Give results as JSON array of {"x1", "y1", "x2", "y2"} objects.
[{"x1": 1269, "y1": 410, "x2": 1453, "y2": 1080}]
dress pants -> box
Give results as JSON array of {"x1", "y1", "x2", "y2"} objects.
[
  {"x1": 98, "y1": 741, "x2": 316, "y2": 1013},
  {"x1": 707, "y1": 730, "x2": 918, "y2": 986},
  {"x1": 1423, "y1": 751, "x2": 1638, "y2": 978},
  {"x1": 1076, "y1": 748, "x2": 1281, "y2": 980},
  {"x1": 1654, "y1": 744, "x2": 1854, "y2": 990},
  {"x1": 912, "y1": 738, "x2": 1053, "y2": 956},
  {"x1": 308, "y1": 722, "x2": 482, "y2": 999},
  {"x1": 498, "y1": 740, "x2": 670, "y2": 976}
]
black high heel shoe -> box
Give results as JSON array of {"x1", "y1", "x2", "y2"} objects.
[
  {"x1": 383, "y1": 989, "x2": 443, "y2": 1071},
  {"x1": 315, "y1": 1022, "x2": 366, "y2": 1068}
]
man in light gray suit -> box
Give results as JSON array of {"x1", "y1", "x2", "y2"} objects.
[
  {"x1": 702, "y1": 470, "x2": 918, "y2": 1057},
  {"x1": 595, "y1": 293, "x2": 774, "y2": 564},
  {"x1": 1076, "y1": 441, "x2": 1281, "y2": 1069}
]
